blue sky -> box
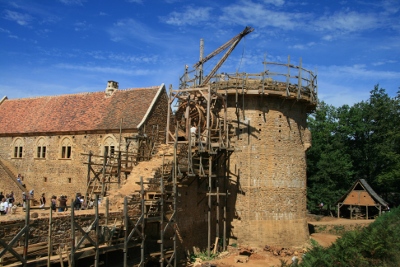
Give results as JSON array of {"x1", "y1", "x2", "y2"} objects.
[{"x1": 0, "y1": 0, "x2": 399, "y2": 107}]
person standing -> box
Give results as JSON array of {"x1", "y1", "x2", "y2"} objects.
[
  {"x1": 22, "y1": 192, "x2": 27, "y2": 209},
  {"x1": 80, "y1": 196, "x2": 85, "y2": 209},
  {"x1": 64, "y1": 195, "x2": 69, "y2": 211},
  {"x1": 0, "y1": 198, "x2": 8, "y2": 215},
  {"x1": 29, "y1": 189, "x2": 34, "y2": 199},
  {"x1": 16, "y1": 174, "x2": 23, "y2": 184},
  {"x1": 39, "y1": 193, "x2": 46, "y2": 209},
  {"x1": 190, "y1": 124, "x2": 197, "y2": 146},
  {"x1": 58, "y1": 195, "x2": 67, "y2": 212},
  {"x1": 74, "y1": 193, "x2": 82, "y2": 210},
  {"x1": 318, "y1": 202, "x2": 324, "y2": 215},
  {"x1": 1, "y1": 198, "x2": 9, "y2": 215},
  {"x1": 5, "y1": 194, "x2": 12, "y2": 214},
  {"x1": 51, "y1": 196, "x2": 57, "y2": 212},
  {"x1": 9, "y1": 191, "x2": 15, "y2": 206}
]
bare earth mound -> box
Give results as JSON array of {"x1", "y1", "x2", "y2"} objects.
[{"x1": 201, "y1": 216, "x2": 374, "y2": 267}]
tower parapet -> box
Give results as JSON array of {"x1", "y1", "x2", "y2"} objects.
[{"x1": 211, "y1": 57, "x2": 317, "y2": 109}]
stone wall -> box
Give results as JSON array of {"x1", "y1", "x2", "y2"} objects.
[
  {"x1": 224, "y1": 95, "x2": 310, "y2": 247},
  {"x1": 142, "y1": 86, "x2": 169, "y2": 143},
  {"x1": 175, "y1": 177, "x2": 214, "y2": 251},
  {"x1": 0, "y1": 133, "x2": 138, "y2": 203}
]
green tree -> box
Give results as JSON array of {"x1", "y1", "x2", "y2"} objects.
[
  {"x1": 306, "y1": 102, "x2": 353, "y2": 211},
  {"x1": 366, "y1": 86, "x2": 400, "y2": 199},
  {"x1": 307, "y1": 85, "x2": 400, "y2": 209}
]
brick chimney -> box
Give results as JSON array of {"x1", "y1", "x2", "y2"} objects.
[{"x1": 105, "y1": 81, "x2": 118, "y2": 96}]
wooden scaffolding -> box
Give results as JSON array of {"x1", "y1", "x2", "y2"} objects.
[
  {"x1": 166, "y1": 84, "x2": 234, "y2": 257},
  {"x1": 83, "y1": 127, "x2": 163, "y2": 205},
  {"x1": 0, "y1": 162, "x2": 177, "y2": 267}
]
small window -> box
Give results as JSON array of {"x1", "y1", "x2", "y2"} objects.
[
  {"x1": 62, "y1": 146, "x2": 72, "y2": 158},
  {"x1": 12, "y1": 138, "x2": 24, "y2": 158},
  {"x1": 36, "y1": 138, "x2": 47, "y2": 158},
  {"x1": 103, "y1": 135, "x2": 117, "y2": 156},
  {"x1": 60, "y1": 137, "x2": 72, "y2": 159},
  {"x1": 14, "y1": 146, "x2": 23, "y2": 158},
  {"x1": 104, "y1": 145, "x2": 115, "y2": 156}
]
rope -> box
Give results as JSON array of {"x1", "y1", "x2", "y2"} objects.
[{"x1": 236, "y1": 36, "x2": 247, "y2": 73}]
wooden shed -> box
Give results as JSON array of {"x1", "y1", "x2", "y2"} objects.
[{"x1": 336, "y1": 179, "x2": 388, "y2": 219}]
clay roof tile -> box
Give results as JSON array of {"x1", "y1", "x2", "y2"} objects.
[{"x1": 0, "y1": 85, "x2": 162, "y2": 135}]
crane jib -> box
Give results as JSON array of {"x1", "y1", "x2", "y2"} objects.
[{"x1": 192, "y1": 26, "x2": 254, "y2": 70}]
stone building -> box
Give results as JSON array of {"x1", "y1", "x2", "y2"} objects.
[{"x1": 0, "y1": 81, "x2": 169, "y2": 203}]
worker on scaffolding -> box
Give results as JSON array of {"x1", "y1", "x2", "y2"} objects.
[{"x1": 190, "y1": 124, "x2": 197, "y2": 146}]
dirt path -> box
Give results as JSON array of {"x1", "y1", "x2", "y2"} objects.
[
  {"x1": 203, "y1": 216, "x2": 374, "y2": 267},
  {"x1": 209, "y1": 250, "x2": 296, "y2": 267},
  {"x1": 309, "y1": 233, "x2": 339, "y2": 247},
  {"x1": 309, "y1": 216, "x2": 374, "y2": 225}
]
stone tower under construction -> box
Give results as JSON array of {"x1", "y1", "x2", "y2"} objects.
[
  {"x1": 212, "y1": 63, "x2": 317, "y2": 247},
  {"x1": 169, "y1": 43, "x2": 317, "y2": 248}
]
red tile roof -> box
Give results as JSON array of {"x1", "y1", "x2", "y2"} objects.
[{"x1": 0, "y1": 85, "x2": 164, "y2": 135}]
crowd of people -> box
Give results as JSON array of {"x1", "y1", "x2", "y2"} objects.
[
  {"x1": 0, "y1": 191, "x2": 15, "y2": 215},
  {"x1": 1, "y1": 192, "x2": 92, "y2": 215},
  {"x1": 0, "y1": 173, "x2": 95, "y2": 216},
  {"x1": 50, "y1": 193, "x2": 90, "y2": 212},
  {"x1": 47, "y1": 193, "x2": 89, "y2": 212}
]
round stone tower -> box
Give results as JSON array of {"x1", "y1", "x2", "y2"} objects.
[{"x1": 212, "y1": 62, "x2": 317, "y2": 247}]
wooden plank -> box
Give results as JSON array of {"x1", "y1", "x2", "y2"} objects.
[
  {"x1": 4, "y1": 242, "x2": 141, "y2": 267},
  {"x1": 359, "y1": 191, "x2": 375, "y2": 205},
  {"x1": 149, "y1": 250, "x2": 174, "y2": 257},
  {"x1": 0, "y1": 242, "x2": 48, "y2": 265},
  {"x1": 213, "y1": 237, "x2": 219, "y2": 255},
  {"x1": 0, "y1": 223, "x2": 25, "y2": 229}
]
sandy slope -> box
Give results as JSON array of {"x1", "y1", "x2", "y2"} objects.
[{"x1": 107, "y1": 144, "x2": 174, "y2": 209}]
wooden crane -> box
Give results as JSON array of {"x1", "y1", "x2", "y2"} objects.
[{"x1": 194, "y1": 26, "x2": 254, "y2": 87}]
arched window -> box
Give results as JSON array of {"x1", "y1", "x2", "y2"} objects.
[
  {"x1": 103, "y1": 135, "x2": 116, "y2": 156},
  {"x1": 36, "y1": 137, "x2": 47, "y2": 159},
  {"x1": 12, "y1": 138, "x2": 24, "y2": 158},
  {"x1": 60, "y1": 137, "x2": 72, "y2": 159}
]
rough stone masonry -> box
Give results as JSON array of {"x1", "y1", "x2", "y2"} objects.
[{"x1": 215, "y1": 80, "x2": 314, "y2": 247}]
